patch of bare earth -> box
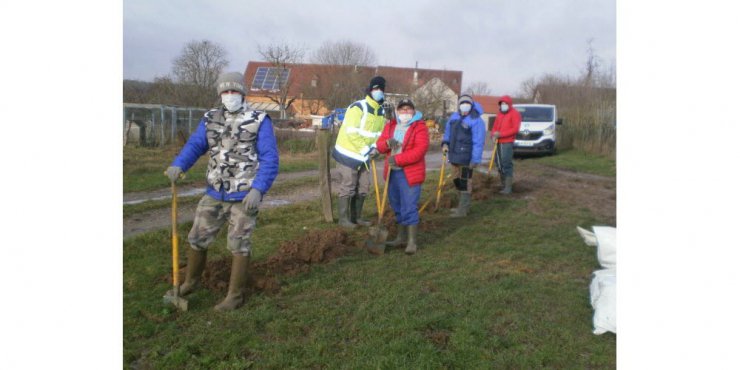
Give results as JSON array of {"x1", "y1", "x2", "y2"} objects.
[{"x1": 165, "y1": 228, "x2": 359, "y2": 296}]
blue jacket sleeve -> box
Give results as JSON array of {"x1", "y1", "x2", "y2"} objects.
[
  {"x1": 251, "y1": 116, "x2": 279, "y2": 194},
  {"x1": 172, "y1": 118, "x2": 209, "y2": 171},
  {"x1": 471, "y1": 118, "x2": 486, "y2": 164},
  {"x1": 442, "y1": 118, "x2": 451, "y2": 145}
]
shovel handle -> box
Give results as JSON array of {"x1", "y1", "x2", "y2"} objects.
[
  {"x1": 171, "y1": 181, "x2": 179, "y2": 288},
  {"x1": 487, "y1": 138, "x2": 499, "y2": 176},
  {"x1": 435, "y1": 152, "x2": 447, "y2": 209},
  {"x1": 378, "y1": 163, "x2": 392, "y2": 222},
  {"x1": 370, "y1": 160, "x2": 381, "y2": 213}
]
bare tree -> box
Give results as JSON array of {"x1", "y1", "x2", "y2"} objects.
[
  {"x1": 463, "y1": 81, "x2": 492, "y2": 96},
  {"x1": 311, "y1": 40, "x2": 377, "y2": 66},
  {"x1": 257, "y1": 43, "x2": 306, "y2": 118},
  {"x1": 172, "y1": 40, "x2": 229, "y2": 107}
]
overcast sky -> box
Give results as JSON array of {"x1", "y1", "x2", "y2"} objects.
[{"x1": 124, "y1": 0, "x2": 615, "y2": 95}]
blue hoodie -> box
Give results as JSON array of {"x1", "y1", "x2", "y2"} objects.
[{"x1": 442, "y1": 101, "x2": 486, "y2": 165}]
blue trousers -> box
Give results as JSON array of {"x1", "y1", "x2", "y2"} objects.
[
  {"x1": 387, "y1": 169, "x2": 421, "y2": 225},
  {"x1": 495, "y1": 142, "x2": 514, "y2": 177}
]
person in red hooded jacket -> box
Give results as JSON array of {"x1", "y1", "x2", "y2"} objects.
[
  {"x1": 371, "y1": 98, "x2": 429, "y2": 255},
  {"x1": 491, "y1": 95, "x2": 521, "y2": 194}
]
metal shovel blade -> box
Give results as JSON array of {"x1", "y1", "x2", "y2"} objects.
[
  {"x1": 163, "y1": 286, "x2": 188, "y2": 311},
  {"x1": 365, "y1": 225, "x2": 388, "y2": 255}
]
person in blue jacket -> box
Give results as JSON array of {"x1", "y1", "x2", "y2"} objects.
[
  {"x1": 440, "y1": 94, "x2": 486, "y2": 218},
  {"x1": 164, "y1": 71, "x2": 279, "y2": 311}
]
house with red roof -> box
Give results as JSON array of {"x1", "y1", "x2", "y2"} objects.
[{"x1": 242, "y1": 61, "x2": 463, "y2": 120}]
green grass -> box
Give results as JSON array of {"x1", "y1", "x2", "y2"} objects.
[
  {"x1": 123, "y1": 146, "x2": 322, "y2": 193},
  {"x1": 124, "y1": 167, "x2": 616, "y2": 368},
  {"x1": 530, "y1": 149, "x2": 616, "y2": 177}
]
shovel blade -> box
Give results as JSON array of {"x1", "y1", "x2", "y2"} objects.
[
  {"x1": 365, "y1": 226, "x2": 389, "y2": 255},
  {"x1": 163, "y1": 292, "x2": 189, "y2": 311}
]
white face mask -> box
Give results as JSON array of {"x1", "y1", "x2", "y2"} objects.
[
  {"x1": 459, "y1": 103, "x2": 472, "y2": 113},
  {"x1": 221, "y1": 93, "x2": 243, "y2": 112},
  {"x1": 500, "y1": 103, "x2": 509, "y2": 113},
  {"x1": 397, "y1": 113, "x2": 412, "y2": 123}
]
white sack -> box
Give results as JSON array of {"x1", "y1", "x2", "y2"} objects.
[
  {"x1": 590, "y1": 269, "x2": 616, "y2": 334},
  {"x1": 593, "y1": 226, "x2": 616, "y2": 270}
]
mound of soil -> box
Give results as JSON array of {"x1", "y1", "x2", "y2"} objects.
[{"x1": 167, "y1": 228, "x2": 356, "y2": 296}]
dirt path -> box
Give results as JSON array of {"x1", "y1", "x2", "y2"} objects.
[{"x1": 124, "y1": 149, "x2": 615, "y2": 238}]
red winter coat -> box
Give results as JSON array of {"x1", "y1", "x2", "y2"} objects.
[
  {"x1": 491, "y1": 95, "x2": 522, "y2": 143},
  {"x1": 376, "y1": 118, "x2": 429, "y2": 186}
]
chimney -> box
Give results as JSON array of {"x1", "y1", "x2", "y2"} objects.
[{"x1": 413, "y1": 61, "x2": 418, "y2": 85}]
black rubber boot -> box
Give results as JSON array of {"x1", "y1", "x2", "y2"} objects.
[
  {"x1": 214, "y1": 255, "x2": 250, "y2": 311},
  {"x1": 167, "y1": 248, "x2": 206, "y2": 296},
  {"x1": 352, "y1": 195, "x2": 372, "y2": 226},
  {"x1": 338, "y1": 196, "x2": 357, "y2": 229},
  {"x1": 386, "y1": 224, "x2": 408, "y2": 247},
  {"x1": 405, "y1": 225, "x2": 418, "y2": 255}
]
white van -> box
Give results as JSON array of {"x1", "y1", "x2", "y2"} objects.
[{"x1": 512, "y1": 104, "x2": 563, "y2": 155}]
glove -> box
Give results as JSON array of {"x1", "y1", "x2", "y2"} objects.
[
  {"x1": 242, "y1": 188, "x2": 262, "y2": 210},
  {"x1": 387, "y1": 138, "x2": 400, "y2": 150},
  {"x1": 388, "y1": 155, "x2": 397, "y2": 167},
  {"x1": 367, "y1": 147, "x2": 380, "y2": 159},
  {"x1": 442, "y1": 144, "x2": 449, "y2": 154},
  {"x1": 492, "y1": 131, "x2": 500, "y2": 139},
  {"x1": 164, "y1": 166, "x2": 183, "y2": 183}
]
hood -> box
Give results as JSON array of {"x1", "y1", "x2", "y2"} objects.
[{"x1": 498, "y1": 95, "x2": 514, "y2": 112}]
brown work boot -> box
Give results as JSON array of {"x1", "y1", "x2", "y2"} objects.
[
  {"x1": 405, "y1": 225, "x2": 418, "y2": 255},
  {"x1": 214, "y1": 255, "x2": 250, "y2": 311},
  {"x1": 386, "y1": 224, "x2": 407, "y2": 247},
  {"x1": 167, "y1": 248, "x2": 206, "y2": 296}
]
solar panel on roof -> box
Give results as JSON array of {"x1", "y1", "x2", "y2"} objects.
[{"x1": 252, "y1": 67, "x2": 291, "y2": 90}]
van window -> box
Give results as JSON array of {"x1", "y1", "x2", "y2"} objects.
[{"x1": 517, "y1": 107, "x2": 553, "y2": 122}]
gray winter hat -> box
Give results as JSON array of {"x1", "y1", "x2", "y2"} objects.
[
  {"x1": 216, "y1": 72, "x2": 246, "y2": 95},
  {"x1": 458, "y1": 94, "x2": 473, "y2": 105}
]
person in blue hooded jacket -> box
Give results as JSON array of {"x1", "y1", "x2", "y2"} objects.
[
  {"x1": 163, "y1": 71, "x2": 279, "y2": 311},
  {"x1": 440, "y1": 94, "x2": 486, "y2": 218}
]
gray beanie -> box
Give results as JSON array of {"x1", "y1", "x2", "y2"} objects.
[
  {"x1": 458, "y1": 94, "x2": 473, "y2": 106},
  {"x1": 216, "y1": 72, "x2": 246, "y2": 95}
]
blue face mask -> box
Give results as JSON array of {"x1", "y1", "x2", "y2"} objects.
[
  {"x1": 459, "y1": 103, "x2": 472, "y2": 113},
  {"x1": 371, "y1": 90, "x2": 384, "y2": 102}
]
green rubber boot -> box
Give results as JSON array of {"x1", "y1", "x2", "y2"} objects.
[
  {"x1": 214, "y1": 255, "x2": 250, "y2": 311},
  {"x1": 405, "y1": 225, "x2": 418, "y2": 255},
  {"x1": 499, "y1": 177, "x2": 513, "y2": 194},
  {"x1": 167, "y1": 248, "x2": 206, "y2": 296},
  {"x1": 352, "y1": 195, "x2": 372, "y2": 226},
  {"x1": 338, "y1": 196, "x2": 357, "y2": 229},
  {"x1": 451, "y1": 191, "x2": 471, "y2": 218},
  {"x1": 386, "y1": 224, "x2": 408, "y2": 247}
]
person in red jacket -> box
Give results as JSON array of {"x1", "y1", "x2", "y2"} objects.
[
  {"x1": 373, "y1": 99, "x2": 429, "y2": 255},
  {"x1": 491, "y1": 95, "x2": 522, "y2": 194}
]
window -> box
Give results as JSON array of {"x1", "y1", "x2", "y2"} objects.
[
  {"x1": 251, "y1": 67, "x2": 291, "y2": 90},
  {"x1": 516, "y1": 107, "x2": 554, "y2": 122}
]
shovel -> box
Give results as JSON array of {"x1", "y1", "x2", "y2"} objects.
[
  {"x1": 163, "y1": 179, "x2": 188, "y2": 311},
  {"x1": 487, "y1": 138, "x2": 499, "y2": 176},
  {"x1": 366, "y1": 162, "x2": 392, "y2": 255}
]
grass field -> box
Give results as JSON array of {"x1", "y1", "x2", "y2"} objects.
[
  {"x1": 124, "y1": 146, "x2": 321, "y2": 193},
  {"x1": 123, "y1": 153, "x2": 616, "y2": 368}
]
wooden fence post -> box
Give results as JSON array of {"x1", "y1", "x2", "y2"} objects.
[{"x1": 317, "y1": 128, "x2": 333, "y2": 222}]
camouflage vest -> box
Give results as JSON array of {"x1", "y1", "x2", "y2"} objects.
[{"x1": 204, "y1": 107, "x2": 266, "y2": 194}]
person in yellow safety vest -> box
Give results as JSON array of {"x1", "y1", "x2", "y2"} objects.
[{"x1": 332, "y1": 76, "x2": 388, "y2": 229}]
